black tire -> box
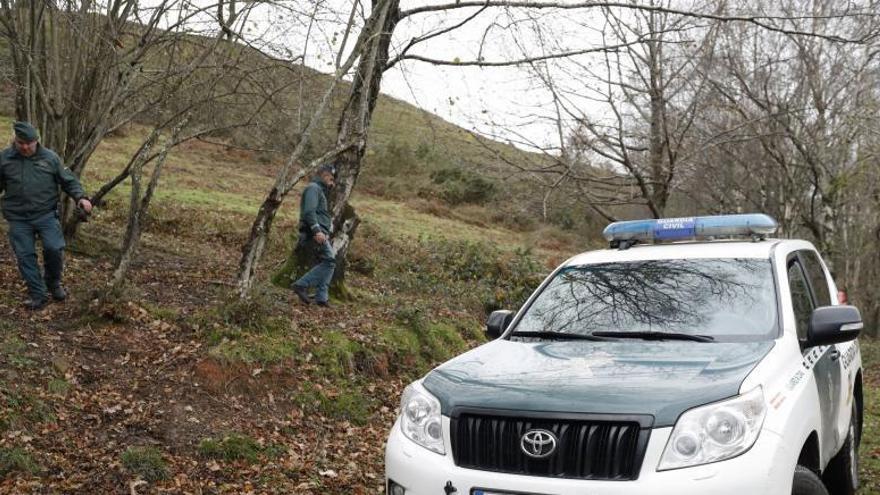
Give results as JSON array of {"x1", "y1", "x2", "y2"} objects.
[
  {"x1": 793, "y1": 465, "x2": 830, "y2": 495},
  {"x1": 824, "y1": 401, "x2": 860, "y2": 495}
]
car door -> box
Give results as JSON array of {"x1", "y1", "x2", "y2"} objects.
[
  {"x1": 798, "y1": 250, "x2": 845, "y2": 452},
  {"x1": 787, "y1": 252, "x2": 842, "y2": 463}
]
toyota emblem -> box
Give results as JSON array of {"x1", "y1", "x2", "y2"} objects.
[{"x1": 520, "y1": 429, "x2": 558, "y2": 458}]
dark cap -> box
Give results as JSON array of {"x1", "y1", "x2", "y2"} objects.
[
  {"x1": 317, "y1": 163, "x2": 337, "y2": 176},
  {"x1": 13, "y1": 121, "x2": 39, "y2": 142}
]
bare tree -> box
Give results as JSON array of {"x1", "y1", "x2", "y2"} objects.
[
  {"x1": 110, "y1": 120, "x2": 185, "y2": 290},
  {"x1": 684, "y1": 0, "x2": 880, "y2": 328},
  {"x1": 0, "y1": 0, "x2": 248, "y2": 236}
]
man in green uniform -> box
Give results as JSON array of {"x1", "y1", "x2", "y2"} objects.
[
  {"x1": 291, "y1": 164, "x2": 336, "y2": 307},
  {"x1": 0, "y1": 121, "x2": 92, "y2": 310}
]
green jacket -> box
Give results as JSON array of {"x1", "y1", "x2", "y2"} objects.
[
  {"x1": 299, "y1": 178, "x2": 332, "y2": 235},
  {"x1": 0, "y1": 145, "x2": 85, "y2": 221}
]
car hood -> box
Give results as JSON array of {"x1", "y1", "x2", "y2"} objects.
[{"x1": 422, "y1": 339, "x2": 774, "y2": 427}]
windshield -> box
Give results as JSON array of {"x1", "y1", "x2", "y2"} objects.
[{"x1": 512, "y1": 258, "x2": 778, "y2": 342}]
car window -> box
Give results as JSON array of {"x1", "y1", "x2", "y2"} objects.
[
  {"x1": 512, "y1": 258, "x2": 778, "y2": 342},
  {"x1": 787, "y1": 261, "x2": 814, "y2": 340},
  {"x1": 799, "y1": 250, "x2": 832, "y2": 307}
]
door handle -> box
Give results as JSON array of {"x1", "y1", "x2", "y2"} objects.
[{"x1": 829, "y1": 349, "x2": 841, "y2": 361}]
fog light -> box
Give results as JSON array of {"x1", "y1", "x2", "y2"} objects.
[
  {"x1": 674, "y1": 433, "x2": 699, "y2": 458},
  {"x1": 388, "y1": 479, "x2": 406, "y2": 495}
]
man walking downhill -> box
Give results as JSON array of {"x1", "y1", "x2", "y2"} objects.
[
  {"x1": 292, "y1": 164, "x2": 336, "y2": 308},
  {"x1": 0, "y1": 121, "x2": 92, "y2": 310}
]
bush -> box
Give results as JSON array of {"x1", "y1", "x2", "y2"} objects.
[
  {"x1": 379, "y1": 236, "x2": 543, "y2": 315},
  {"x1": 121, "y1": 446, "x2": 168, "y2": 482},
  {"x1": 428, "y1": 167, "x2": 496, "y2": 205},
  {"x1": 371, "y1": 140, "x2": 415, "y2": 177},
  {"x1": 215, "y1": 289, "x2": 284, "y2": 331}
]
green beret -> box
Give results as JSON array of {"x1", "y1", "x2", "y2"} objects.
[{"x1": 13, "y1": 121, "x2": 39, "y2": 142}]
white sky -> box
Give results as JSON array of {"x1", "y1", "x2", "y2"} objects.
[{"x1": 234, "y1": 0, "x2": 618, "y2": 150}]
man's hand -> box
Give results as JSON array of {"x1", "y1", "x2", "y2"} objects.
[
  {"x1": 314, "y1": 232, "x2": 328, "y2": 244},
  {"x1": 78, "y1": 198, "x2": 93, "y2": 214}
]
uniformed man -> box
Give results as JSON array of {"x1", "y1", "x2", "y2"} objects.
[
  {"x1": 0, "y1": 121, "x2": 92, "y2": 310},
  {"x1": 291, "y1": 164, "x2": 336, "y2": 308}
]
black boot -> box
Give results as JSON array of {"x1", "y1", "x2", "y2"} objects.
[
  {"x1": 292, "y1": 285, "x2": 313, "y2": 305},
  {"x1": 49, "y1": 285, "x2": 67, "y2": 301}
]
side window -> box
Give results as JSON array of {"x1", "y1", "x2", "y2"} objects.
[
  {"x1": 800, "y1": 251, "x2": 832, "y2": 307},
  {"x1": 787, "y1": 261, "x2": 815, "y2": 340}
]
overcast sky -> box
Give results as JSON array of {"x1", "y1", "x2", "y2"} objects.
[{"x1": 236, "y1": 0, "x2": 618, "y2": 151}]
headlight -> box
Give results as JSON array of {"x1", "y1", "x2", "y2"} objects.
[
  {"x1": 658, "y1": 386, "x2": 765, "y2": 470},
  {"x1": 399, "y1": 381, "x2": 445, "y2": 455}
]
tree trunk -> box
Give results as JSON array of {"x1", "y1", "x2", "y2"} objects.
[{"x1": 236, "y1": 189, "x2": 284, "y2": 297}]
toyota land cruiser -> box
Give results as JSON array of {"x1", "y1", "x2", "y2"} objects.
[{"x1": 385, "y1": 214, "x2": 864, "y2": 495}]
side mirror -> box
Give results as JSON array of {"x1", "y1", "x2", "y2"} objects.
[
  {"x1": 486, "y1": 310, "x2": 514, "y2": 339},
  {"x1": 806, "y1": 305, "x2": 863, "y2": 347}
]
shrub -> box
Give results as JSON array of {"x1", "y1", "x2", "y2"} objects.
[
  {"x1": 371, "y1": 140, "x2": 415, "y2": 177},
  {"x1": 121, "y1": 446, "x2": 168, "y2": 482},
  {"x1": 428, "y1": 167, "x2": 496, "y2": 205},
  {"x1": 378, "y1": 236, "x2": 542, "y2": 315},
  {"x1": 215, "y1": 290, "x2": 284, "y2": 331}
]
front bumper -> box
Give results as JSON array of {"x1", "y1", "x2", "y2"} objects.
[{"x1": 385, "y1": 417, "x2": 796, "y2": 495}]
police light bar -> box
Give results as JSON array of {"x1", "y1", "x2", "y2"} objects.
[{"x1": 603, "y1": 214, "x2": 778, "y2": 247}]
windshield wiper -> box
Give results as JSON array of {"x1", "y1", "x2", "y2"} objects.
[
  {"x1": 591, "y1": 331, "x2": 715, "y2": 342},
  {"x1": 509, "y1": 331, "x2": 614, "y2": 341}
]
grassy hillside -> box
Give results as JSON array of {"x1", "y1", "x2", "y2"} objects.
[{"x1": 0, "y1": 29, "x2": 598, "y2": 238}]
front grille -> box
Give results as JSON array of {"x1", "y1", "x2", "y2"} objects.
[{"x1": 450, "y1": 410, "x2": 651, "y2": 480}]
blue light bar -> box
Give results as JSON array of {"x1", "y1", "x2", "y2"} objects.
[{"x1": 603, "y1": 214, "x2": 778, "y2": 245}]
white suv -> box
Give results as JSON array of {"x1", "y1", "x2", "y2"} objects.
[{"x1": 385, "y1": 214, "x2": 863, "y2": 495}]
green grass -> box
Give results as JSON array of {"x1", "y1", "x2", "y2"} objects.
[
  {"x1": 0, "y1": 446, "x2": 40, "y2": 477},
  {"x1": 1, "y1": 335, "x2": 35, "y2": 369},
  {"x1": 297, "y1": 382, "x2": 374, "y2": 426},
  {"x1": 47, "y1": 378, "x2": 71, "y2": 396},
  {"x1": 209, "y1": 333, "x2": 299, "y2": 364},
  {"x1": 0, "y1": 386, "x2": 55, "y2": 433},
  {"x1": 202, "y1": 292, "x2": 302, "y2": 364},
  {"x1": 857, "y1": 339, "x2": 880, "y2": 494},
  {"x1": 197, "y1": 433, "x2": 280, "y2": 463},
  {"x1": 121, "y1": 446, "x2": 168, "y2": 482},
  {"x1": 312, "y1": 330, "x2": 360, "y2": 379}
]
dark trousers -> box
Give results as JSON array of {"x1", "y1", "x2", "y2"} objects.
[
  {"x1": 293, "y1": 233, "x2": 336, "y2": 303},
  {"x1": 7, "y1": 211, "x2": 66, "y2": 301}
]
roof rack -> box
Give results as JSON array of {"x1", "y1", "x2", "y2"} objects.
[{"x1": 603, "y1": 214, "x2": 778, "y2": 250}]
